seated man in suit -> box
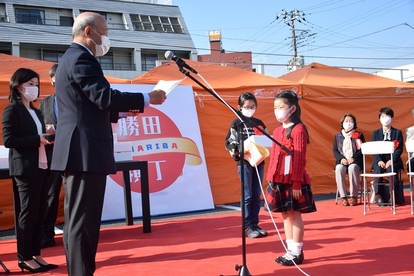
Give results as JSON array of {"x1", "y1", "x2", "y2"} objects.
[{"x1": 371, "y1": 107, "x2": 404, "y2": 205}]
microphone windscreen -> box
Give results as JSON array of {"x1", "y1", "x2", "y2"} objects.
[{"x1": 164, "y1": 51, "x2": 174, "y2": 60}]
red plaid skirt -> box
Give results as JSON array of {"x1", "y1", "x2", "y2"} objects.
[{"x1": 265, "y1": 182, "x2": 317, "y2": 213}]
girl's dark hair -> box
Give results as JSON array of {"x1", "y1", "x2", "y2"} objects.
[
  {"x1": 378, "y1": 107, "x2": 394, "y2": 118},
  {"x1": 9, "y1": 68, "x2": 40, "y2": 105},
  {"x1": 275, "y1": 90, "x2": 309, "y2": 143},
  {"x1": 340, "y1": 113, "x2": 357, "y2": 130},
  {"x1": 238, "y1": 92, "x2": 257, "y2": 109}
]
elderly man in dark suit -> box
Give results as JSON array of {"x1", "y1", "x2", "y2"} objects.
[
  {"x1": 51, "y1": 12, "x2": 166, "y2": 276},
  {"x1": 371, "y1": 107, "x2": 404, "y2": 205}
]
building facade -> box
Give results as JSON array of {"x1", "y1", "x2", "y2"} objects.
[
  {"x1": 0, "y1": 0, "x2": 197, "y2": 79},
  {"x1": 374, "y1": 64, "x2": 414, "y2": 83}
]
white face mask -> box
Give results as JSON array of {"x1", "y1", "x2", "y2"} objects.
[
  {"x1": 274, "y1": 107, "x2": 292, "y2": 122},
  {"x1": 91, "y1": 29, "x2": 111, "y2": 57},
  {"x1": 380, "y1": 116, "x2": 392, "y2": 126},
  {"x1": 21, "y1": 86, "x2": 38, "y2": 102},
  {"x1": 342, "y1": 122, "x2": 354, "y2": 132},
  {"x1": 241, "y1": 108, "x2": 255, "y2": 118}
]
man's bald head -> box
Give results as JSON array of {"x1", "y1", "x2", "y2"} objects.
[
  {"x1": 72, "y1": 12, "x2": 106, "y2": 38},
  {"x1": 71, "y1": 12, "x2": 108, "y2": 55}
]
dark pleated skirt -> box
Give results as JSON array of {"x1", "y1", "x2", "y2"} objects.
[{"x1": 265, "y1": 182, "x2": 317, "y2": 213}]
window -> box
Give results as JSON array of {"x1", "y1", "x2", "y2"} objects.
[
  {"x1": 97, "y1": 54, "x2": 114, "y2": 70},
  {"x1": 15, "y1": 8, "x2": 44, "y2": 25},
  {"x1": 0, "y1": 14, "x2": 6, "y2": 22},
  {"x1": 60, "y1": 16, "x2": 73, "y2": 27},
  {"x1": 79, "y1": 11, "x2": 124, "y2": 30},
  {"x1": 43, "y1": 52, "x2": 65, "y2": 63},
  {"x1": 161, "y1": 17, "x2": 173, "y2": 33},
  {"x1": 170, "y1": 17, "x2": 183, "y2": 33},
  {"x1": 131, "y1": 14, "x2": 184, "y2": 33},
  {"x1": 141, "y1": 55, "x2": 157, "y2": 71},
  {"x1": 150, "y1": 16, "x2": 163, "y2": 32}
]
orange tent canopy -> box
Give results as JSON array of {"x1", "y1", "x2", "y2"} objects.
[
  {"x1": 0, "y1": 53, "x2": 58, "y2": 98},
  {"x1": 131, "y1": 59, "x2": 296, "y2": 92},
  {"x1": 279, "y1": 62, "x2": 414, "y2": 97}
]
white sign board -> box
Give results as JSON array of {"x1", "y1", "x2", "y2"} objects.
[{"x1": 101, "y1": 84, "x2": 214, "y2": 221}]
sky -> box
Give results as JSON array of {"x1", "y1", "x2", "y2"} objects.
[{"x1": 172, "y1": 0, "x2": 414, "y2": 77}]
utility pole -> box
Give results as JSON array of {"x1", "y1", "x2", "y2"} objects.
[{"x1": 277, "y1": 9, "x2": 306, "y2": 71}]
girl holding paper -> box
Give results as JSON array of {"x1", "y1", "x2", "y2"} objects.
[{"x1": 265, "y1": 90, "x2": 316, "y2": 267}]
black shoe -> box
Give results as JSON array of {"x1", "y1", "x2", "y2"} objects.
[
  {"x1": 245, "y1": 227, "x2": 261, "y2": 238},
  {"x1": 40, "y1": 238, "x2": 56, "y2": 249},
  {"x1": 254, "y1": 226, "x2": 268, "y2": 237},
  {"x1": 34, "y1": 259, "x2": 59, "y2": 270},
  {"x1": 277, "y1": 251, "x2": 304, "y2": 266},
  {"x1": 275, "y1": 251, "x2": 294, "y2": 264},
  {"x1": 18, "y1": 261, "x2": 50, "y2": 273}
]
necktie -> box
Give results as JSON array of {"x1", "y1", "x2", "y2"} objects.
[{"x1": 383, "y1": 130, "x2": 390, "y2": 141}]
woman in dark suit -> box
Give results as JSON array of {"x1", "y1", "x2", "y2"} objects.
[
  {"x1": 371, "y1": 107, "x2": 404, "y2": 205},
  {"x1": 2, "y1": 68, "x2": 58, "y2": 273}
]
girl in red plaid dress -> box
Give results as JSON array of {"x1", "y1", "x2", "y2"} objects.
[{"x1": 265, "y1": 90, "x2": 316, "y2": 266}]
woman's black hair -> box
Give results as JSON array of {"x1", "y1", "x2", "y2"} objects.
[
  {"x1": 9, "y1": 68, "x2": 40, "y2": 105},
  {"x1": 275, "y1": 90, "x2": 309, "y2": 143},
  {"x1": 340, "y1": 113, "x2": 357, "y2": 130}
]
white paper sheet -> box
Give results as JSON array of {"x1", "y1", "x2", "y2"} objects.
[{"x1": 154, "y1": 79, "x2": 185, "y2": 95}]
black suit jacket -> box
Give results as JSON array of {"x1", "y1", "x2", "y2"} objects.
[
  {"x1": 39, "y1": 94, "x2": 58, "y2": 166},
  {"x1": 2, "y1": 102, "x2": 46, "y2": 176},
  {"x1": 39, "y1": 94, "x2": 57, "y2": 127},
  {"x1": 371, "y1": 127, "x2": 404, "y2": 170},
  {"x1": 51, "y1": 43, "x2": 146, "y2": 174}
]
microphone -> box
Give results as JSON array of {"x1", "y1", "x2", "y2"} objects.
[{"x1": 164, "y1": 51, "x2": 198, "y2": 74}]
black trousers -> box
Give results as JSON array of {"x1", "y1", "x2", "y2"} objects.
[
  {"x1": 13, "y1": 170, "x2": 47, "y2": 261},
  {"x1": 63, "y1": 172, "x2": 106, "y2": 276},
  {"x1": 42, "y1": 169, "x2": 63, "y2": 241},
  {"x1": 372, "y1": 163, "x2": 401, "y2": 203}
]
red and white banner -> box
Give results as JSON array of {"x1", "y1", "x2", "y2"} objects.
[{"x1": 101, "y1": 84, "x2": 214, "y2": 221}]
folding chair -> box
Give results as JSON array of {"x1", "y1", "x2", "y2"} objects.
[
  {"x1": 405, "y1": 140, "x2": 414, "y2": 215},
  {"x1": 361, "y1": 141, "x2": 396, "y2": 215}
]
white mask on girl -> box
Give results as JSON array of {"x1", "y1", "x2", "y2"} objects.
[
  {"x1": 21, "y1": 86, "x2": 38, "y2": 102},
  {"x1": 342, "y1": 122, "x2": 354, "y2": 132},
  {"x1": 380, "y1": 116, "x2": 392, "y2": 126},
  {"x1": 275, "y1": 107, "x2": 292, "y2": 122},
  {"x1": 241, "y1": 108, "x2": 255, "y2": 118}
]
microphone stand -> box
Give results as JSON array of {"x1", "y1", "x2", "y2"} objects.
[{"x1": 174, "y1": 65, "x2": 292, "y2": 276}]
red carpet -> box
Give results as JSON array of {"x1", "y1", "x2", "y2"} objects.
[{"x1": 1, "y1": 196, "x2": 414, "y2": 276}]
